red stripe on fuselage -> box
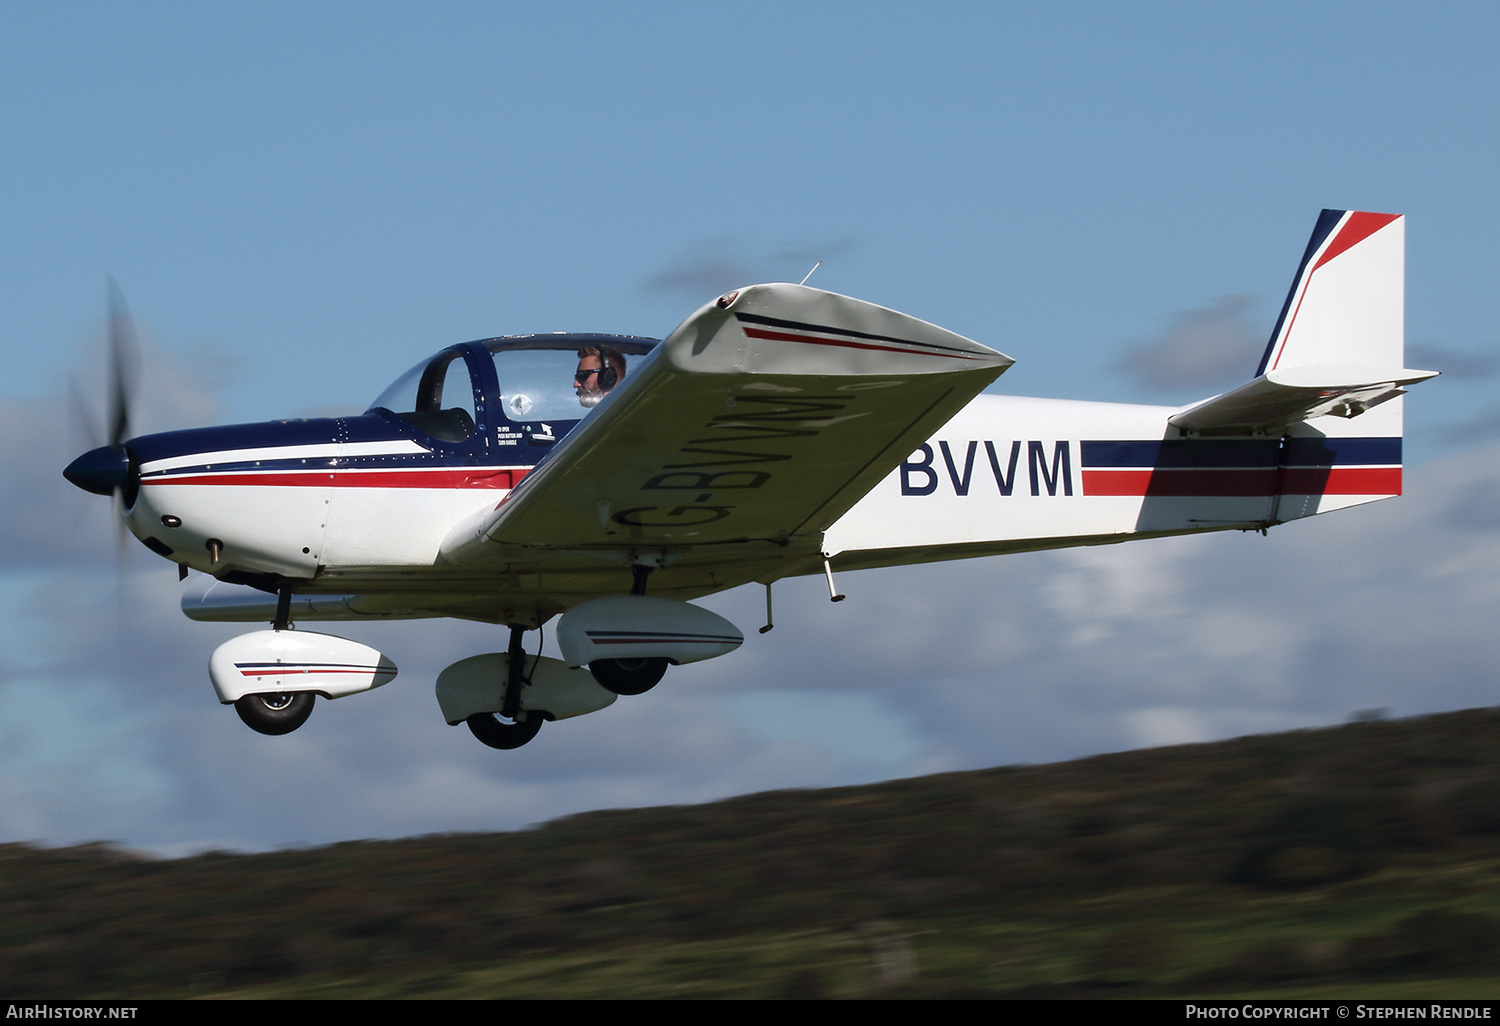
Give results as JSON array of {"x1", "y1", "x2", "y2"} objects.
[
  {"x1": 740, "y1": 326, "x2": 979, "y2": 360},
  {"x1": 1081, "y1": 466, "x2": 1401, "y2": 497},
  {"x1": 143, "y1": 468, "x2": 530, "y2": 489}
]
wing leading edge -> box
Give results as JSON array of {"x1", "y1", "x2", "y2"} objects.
[{"x1": 440, "y1": 283, "x2": 1012, "y2": 565}]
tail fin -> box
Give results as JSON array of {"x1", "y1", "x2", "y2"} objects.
[
  {"x1": 1171, "y1": 210, "x2": 1435, "y2": 436},
  {"x1": 1259, "y1": 209, "x2": 1404, "y2": 374}
]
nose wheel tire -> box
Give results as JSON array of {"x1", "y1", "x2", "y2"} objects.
[
  {"x1": 235, "y1": 692, "x2": 315, "y2": 735},
  {"x1": 588, "y1": 657, "x2": 669, "y2": 695},
  {"x1": 466, "y1": 712, "x2": 544, "y2": 750}
]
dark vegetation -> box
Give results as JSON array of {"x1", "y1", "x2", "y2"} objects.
[{"x1": 10, "y1": 708, "x2": 1500, "y2": 997}]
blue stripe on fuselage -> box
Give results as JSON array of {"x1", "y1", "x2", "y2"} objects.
[
  {"x1": 129, "y1": 412, "x2": 582, "y2": 479},
  {"x1": 1080, "y1": 437, "x2": 1400, "y2": 469}
]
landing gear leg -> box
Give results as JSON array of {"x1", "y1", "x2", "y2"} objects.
[
  {"x1": 273, "y1": 584, "x2": 292, "y2": 631},
  {"x1": 467, "y1": 624, "x2": 545, "y2": 750},
  {"x1": 501, "y1": 624, "x2": 525, "y2": 719}
]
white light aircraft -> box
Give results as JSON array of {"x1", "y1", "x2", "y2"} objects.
[{"x1": 65, "y1": 210, "x2": 1435, "y2": 750}]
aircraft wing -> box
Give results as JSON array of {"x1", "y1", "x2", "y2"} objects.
[{"x1": 440, "y1": 283, "x2": 1012, "y2": 565}]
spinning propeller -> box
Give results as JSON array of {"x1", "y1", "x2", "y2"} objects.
[{"x1": 64, "y1": 280, "x2": 142, "y2": 541}]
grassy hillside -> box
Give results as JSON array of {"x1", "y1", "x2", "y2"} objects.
[{"x1": 9, "y1": 708, "x2": 1500, "y2": 997}]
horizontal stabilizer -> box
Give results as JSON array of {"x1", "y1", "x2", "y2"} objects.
[{"x1": 1169, "y1": 364, "x2": 1438, "y2": 435}]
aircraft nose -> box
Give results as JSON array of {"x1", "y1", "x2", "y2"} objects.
[{"x1": 64, "y1": 445, "x2": 131, "y2": 496}]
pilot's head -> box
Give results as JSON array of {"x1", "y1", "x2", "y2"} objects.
[{"x1": 575, "y1": 346, "x2": 626, "y2": 408}]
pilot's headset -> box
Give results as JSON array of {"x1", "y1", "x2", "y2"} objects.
[{"x1": 597, "y1": 347, "x2": 621, "y2": 391}]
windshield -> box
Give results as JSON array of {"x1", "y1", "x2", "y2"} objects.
[
  {"x1": 494, "y1": 349, "x2": 607, "y2": 421},
  {"x1": 367, "y1": 334, "x2": 658, "y2": 445},
  {"x1": 481, "y1": 335, "x2": 657, "y2": 422},
  {"x1": 367, "y1": 348, "x2": 477, "y2": 443}
]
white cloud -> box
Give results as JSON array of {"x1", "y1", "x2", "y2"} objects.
[
  {"x1": 1113, "y1": 294, "x2": 1267, "y2": 396},
  {"x1": 640, "y1": 238, "x2": 861, "y2": 298},
  {"x1": 1123, "y1": 706, "x2": 1215, "y2": 748},
  {"x1": 1408, "y1": 342, "x2": 1500, "y2": 382}
]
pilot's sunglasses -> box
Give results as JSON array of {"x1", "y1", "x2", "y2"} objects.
[{"x1": 574, "y1": 369, "x2": 600, "y2": 382}]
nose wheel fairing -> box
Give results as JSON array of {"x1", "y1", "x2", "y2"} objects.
[{"x1": 208, "y1": 630, "x2": 398, "y2": 704}]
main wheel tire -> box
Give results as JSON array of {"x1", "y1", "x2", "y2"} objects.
[
  {"x1": 589, "y1": 657, "x2": 669, "y2": 696},
  {"x1": 466, "y1": 711, "x2": 544, "y2": 750},
  {"x1": 235, "y1": 692, "x2": 315, "y2": 736}
]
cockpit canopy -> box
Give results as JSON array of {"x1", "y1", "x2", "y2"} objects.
[{"x1": 368, "y1": 334, "x2": 657, "y2": 445}]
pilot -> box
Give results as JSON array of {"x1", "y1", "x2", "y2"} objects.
[{"x1": 575, "y1": 345, "x2": 626, "y2": 409}]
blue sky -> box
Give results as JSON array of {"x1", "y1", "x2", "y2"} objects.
[{"x1": 2, "y1": 2, "x2": 1498, "y2": 853}]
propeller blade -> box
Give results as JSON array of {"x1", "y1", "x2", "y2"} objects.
[
  {"x1": 68, "y1": 373, "x2": 103, "y2": 454},
  {"x1": 66, "y1": 279, "x2": 147, "y2": 621},
  {"x1": 106, "y1": 276, "x2": 138, "y2": 450},
  {"x1": 65, "y1": 281, "x2": 143, "y2": 512},
  {"x1": 111, "y1": 486, "x2": 129, "y2": 569}
]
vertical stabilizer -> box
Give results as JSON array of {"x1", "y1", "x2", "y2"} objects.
[
  {"x1": 1171, "y1": 210, "x2": 1431, "y2": 437},
  {"x1": 1257, "y1": 210, "x2": 1404, "y2": 374}
]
